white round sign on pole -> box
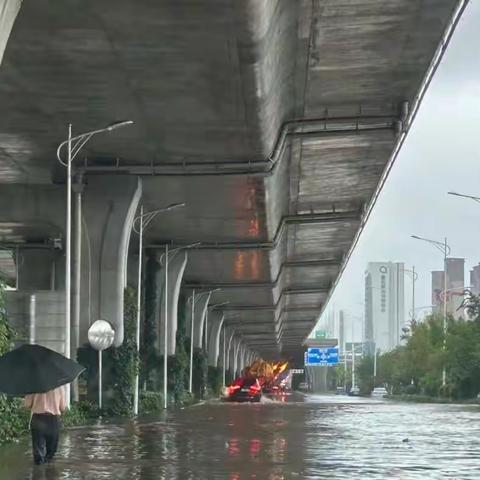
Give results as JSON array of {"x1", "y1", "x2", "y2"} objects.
[
  {"x1": 88, "y1": 320, "x2": 115, "y2": 351},
  {"x1": 88, "y1": 320, "x2": 115, "y2": 411}
]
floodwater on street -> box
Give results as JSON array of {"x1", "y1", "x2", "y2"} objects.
[{"x1": 0, "y1": 395, "x2": 479, "y2": 480}]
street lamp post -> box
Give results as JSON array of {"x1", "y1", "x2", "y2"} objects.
[
  {"x1": 131, "y1": 202, "x2": 185, "y2": 415},
  {"x1": 56, "y1": 120, "x2": 133, "y2": 406},
  {"x1": 411, "y1": 235, "x2": 450, "y2": 386}
]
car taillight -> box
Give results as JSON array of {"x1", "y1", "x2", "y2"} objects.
[
  {"x1": 249, "y1": 384, "x2": 261, "y2": 394},
  {"x1": 228, "y1": 385, "x2": 241, "y2": 395}
]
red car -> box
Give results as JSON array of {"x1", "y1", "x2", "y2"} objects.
[{"x1": 223, "y1": 377, "x2": 262, "y2": 402}]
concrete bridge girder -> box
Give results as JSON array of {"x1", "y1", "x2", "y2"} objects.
[{"x1": 0, "y1": 0, "x2": 466, "y2": 360}]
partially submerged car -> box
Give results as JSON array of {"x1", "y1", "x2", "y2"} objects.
[{"x1": 223, "y1": 377, "x2": 262, "y2": 403}]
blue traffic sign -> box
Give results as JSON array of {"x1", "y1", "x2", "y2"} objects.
[{"x1": 304, "y1": 347, "x2": 339, "y2": 366}]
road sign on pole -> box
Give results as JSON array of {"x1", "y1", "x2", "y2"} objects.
[{"x1": 304, "y1": 347, "x2": 339, "y2": 366}]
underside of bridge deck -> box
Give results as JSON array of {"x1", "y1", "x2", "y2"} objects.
[{"x1": 0, "y1": 0, "x2": 465, "y2": 359}]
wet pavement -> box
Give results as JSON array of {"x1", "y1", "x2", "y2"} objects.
[{"x1": 0, "y1": 394, "x2": 479, "y2": 480}]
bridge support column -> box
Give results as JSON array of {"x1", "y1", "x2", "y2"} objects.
[
  {"x1": 81, "y1": 176, "x2": 141, "y2": 347},
  {"x1": 0, "y1": 0, "x2": 22, "y2": 67},
  {"x1": 224, "y1": 328, "x2": 236, "y2": 382},
  {"x1": 207, "y1": 311, "x2": 224, "y2": 367},
  {"x1": 190, "y1": 293, "x2": 211, "y2": 349},
  {"x1": 158, "y1": 250, "x2": 188, "y2": 355},
  {"x1": 241, "y1": 346, "x2": 248, "y2": 375},
  {"x1": 234, "y1": 341, "x2": 243, "y2": 377},
  {"x1": 230, "y1": 337, "x2": 240, "y2": 378}
]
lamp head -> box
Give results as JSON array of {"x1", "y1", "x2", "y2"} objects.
[
  {"x1": 185, "y1": 242, "x2": 201, "y2": 249},
  {"x1": 166, "y1": 202, "x2": 186, "y2": 211},
  {"x1": 106, "y1": 120, "x2": 134, "y2": 131},
  {"x1": 210, "y1": 301, "x2": 230, "y2": 309}
]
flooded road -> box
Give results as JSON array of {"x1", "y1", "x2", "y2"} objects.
[{"x1": 0, "y1": 394, "x2": 479, "y2": 479}]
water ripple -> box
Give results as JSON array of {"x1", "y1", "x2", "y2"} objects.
[{"x1": 0, "y1": 395, "x2": 479, "y2": 479}]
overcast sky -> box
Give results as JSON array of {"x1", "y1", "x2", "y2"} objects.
[{"x1": 315, "y1": 2, "x2": 480, "y2": 342}]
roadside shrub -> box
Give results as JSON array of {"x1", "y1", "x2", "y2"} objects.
[
  {"x1": 403, "y1": 383, "x2": 418, "y2": 395},
  {"x1": 0, "y1": 397, "x2": 29, "y2": 445},
  {"x1": 0, "y1": 283, "x2": 29, "y2": 445},
  {"x1": 62, "y1": 401, "x2": 98, "y2": 428},
  {"x1": 169, "y1": 294, "x2": 188, "y2": 402},
  {"x1": 140, "y1": 391, "x2": 164, "y2": 414},
  {"x1": 207, "y1": 366, "x2": 222, "y2": 396},
  {"x1": 104, "y1": 287, "x2": 139, "y2": 416},
  {"x1": 192, "y1": 349, "x2": 208, "y2": 399}
]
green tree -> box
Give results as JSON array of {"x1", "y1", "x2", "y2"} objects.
[
  {"x1": 368, "y1": 311, "x2": 480, "y2": 400},
  {"x1": 356, "y1": 355, "x2": 374, "y2": 395},
  {"x1": 446, "y1": 318, "x2": 480, "y2": 399}
]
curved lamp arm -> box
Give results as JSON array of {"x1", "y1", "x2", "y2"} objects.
[
  {"x1": 56, "y1": 120, "x2": 133, "y2": 167},
  {"x1": 158, "y1": 242, "x2": 201, "y2": 266},
  {"x1": 132, "y1": 202, "x2": 185, "y2": 235}
]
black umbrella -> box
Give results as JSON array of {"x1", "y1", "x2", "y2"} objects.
[{"x1": 0, "y1": 344, "x2": 85, "y2": 396}]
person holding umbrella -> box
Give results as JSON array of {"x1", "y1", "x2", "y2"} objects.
[
  {"x1": 24, "y1": 386, "x2": 67, "y2": 465},
  {"x1": 0, "y1": 343, "x2": 84, "y2": 465}
]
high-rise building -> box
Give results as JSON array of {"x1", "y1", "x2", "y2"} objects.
[
  {"x1": 470, "y1": 263, "x2": 480, "y2": 295},
  {"x1": 431, "y1": 258, "x2": 465, "y2": 318},
  {"x1": 364, "y1": 262, "x2": 405, "y2": 352}
]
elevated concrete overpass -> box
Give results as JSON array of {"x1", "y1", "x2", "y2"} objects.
[{"x1": 0, "y1": 1, "x2": 466, "y2": 367}]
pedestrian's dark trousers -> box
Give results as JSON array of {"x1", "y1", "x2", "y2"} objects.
[{"x1": 30, "y1": 414, "x2": 60, "y2": 465}]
